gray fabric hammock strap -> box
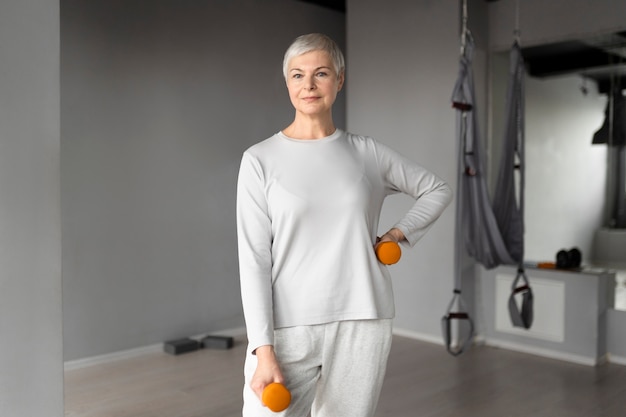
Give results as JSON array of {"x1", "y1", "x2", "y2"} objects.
[
  {"x1": 493, "y1": 41, "x2": 525, "y2": 265},
  {"x1": 442, "y1": 289, "x2": 475, "y2": 357},
  {"x1": 451, "y1": 35, "x2": 515, "y2": 270},
  {"x1": 494, "y1": 41, "x2": 534, "y2": 329},
  {"x1": 508, "y1": 267, "x2": 534, "y2": 329},
  {"x1": 446, "y1": 36, "x2": 532, "y2": 352},
  {"x1": 442, "y1": 33, "x2": 476, "y2": 357}
]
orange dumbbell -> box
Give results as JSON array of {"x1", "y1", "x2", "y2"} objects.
[
  {"x1": 262, "y1": 382, "x2": 291, "y2": 412},
  {"x1": 375, "y1": 241, "x2": 401, "y2": 265}
]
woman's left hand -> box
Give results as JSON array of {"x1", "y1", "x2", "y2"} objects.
[{"x1": 377, "y1": 228, "x2": 405, "y2": 244}]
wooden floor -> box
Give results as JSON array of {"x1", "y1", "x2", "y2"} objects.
[{"x1": 65, "y1": 335, "x2": 626, "y2": 417}]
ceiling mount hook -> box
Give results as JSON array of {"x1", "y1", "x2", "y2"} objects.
[
  {"x1": 460, "y1": 0, "x2": 470, "y2": 55},
  {"x1": 513, "y1": 0, "x2": 521, "y2": 44}
]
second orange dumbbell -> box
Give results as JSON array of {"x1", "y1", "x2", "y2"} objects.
[
  {"x1": 262, "y1": 382, "x2": 291, "y2": 412},
  {"x1": 375, "y1": 241, "x2": 401, "y2": 265}
]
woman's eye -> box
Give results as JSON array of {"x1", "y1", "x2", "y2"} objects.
[
  {"x1": 316, "y1": 72, "x2": 328, "y2": 77},
  {"x1": 292, "y1": 74, "x2": 303, "y2": 79}
]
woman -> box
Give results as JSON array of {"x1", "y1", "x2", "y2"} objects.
[{"x1": 236, "y1": 33, "x2": 452, "y2": 417}]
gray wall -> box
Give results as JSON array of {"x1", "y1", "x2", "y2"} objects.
[
  {"x1": 61, "y1": 0, "x2": 346, "y2": 361},
  {"x1": 346, "y1": 0, "x2": 626, "y2": 350},
  {"x1": 0, "y1": 1, "x2": 63, "y2": 416},
  {"x1": 2, "y1": 0, "x2": 626, "y2": 414},
  {"x1": 346, "y1": 0, "x2": 489, "y2": 340},
  {"x1": 55, "y1": 0, "x2": 626, "y2": 363}
]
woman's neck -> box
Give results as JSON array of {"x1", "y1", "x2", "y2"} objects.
[{"x1": 283, "y1": 114, "x2": 336, "y2": 140}]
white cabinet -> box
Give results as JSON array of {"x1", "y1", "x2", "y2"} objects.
[{"x1": 478, "y1": 265, "x2": 615, "y2": 365}]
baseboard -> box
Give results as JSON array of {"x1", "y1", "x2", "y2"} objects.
[
  {"x1": 64, "y1": 326, "x2": 247, "y2": 371},
  {"x1": 484, "y1": 338, "x2": 601, "y2": 366},
  {"x1": 204, "y1": 326, "x2": 247, "y2": 338},
  {"x1": 64, "y1": 343, "x2": 163, "y2": 371},
  {"x1": 392, "y1": 327, "x2": 445, "y2": 346},
  {"x1": 608, "y1": 353, "x2": 626, "y2": 366}
]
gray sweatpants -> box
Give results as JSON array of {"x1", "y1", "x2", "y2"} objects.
[{"x1": 242, "y1": 319, "x2": 393, "y2": 417}]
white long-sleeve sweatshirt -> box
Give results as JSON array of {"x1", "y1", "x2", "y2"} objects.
[{"x1": 236, "y1": 129, "x2": 452, "y2": 353}]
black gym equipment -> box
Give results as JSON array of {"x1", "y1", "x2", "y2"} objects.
[
  {"x1": 163, "y1": 334, "x2": 235, "y2": 355},
  {"x1": 200, "y1": 335, "x2": 234, "y2": 350},
  {"x1": 556, "y1": 247, "x2": 582, "y2": 269},
  {"x1": 163, "y1": 338, "x2": 201, "y2": 355}
]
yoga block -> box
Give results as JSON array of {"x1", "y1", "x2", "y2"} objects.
[
  {"x1": 163, "y1": 338, "x2": 200, "y2": 355},
  {"x1": 200, "y1": 335, "x2": 234, "y2": 350}
]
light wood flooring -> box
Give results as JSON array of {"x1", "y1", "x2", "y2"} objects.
[{"x1": 65, "y1": 335, "x2": 626, "y2": 417}]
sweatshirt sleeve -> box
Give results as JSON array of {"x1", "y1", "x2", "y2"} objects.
[
  {"x1": 375, "y1": 141, "x2": 453, "y2": 247},
  {"x1": 236, "y1": 151, "x2": 274, "y2": 353}
]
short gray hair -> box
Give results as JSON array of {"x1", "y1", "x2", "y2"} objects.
[{"x1": 282, "y1": 33, "x2": 345, "y2": 79}]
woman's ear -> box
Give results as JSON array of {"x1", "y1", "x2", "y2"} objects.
[{"x1": 337, "y1": 70, "x2": 345, "y2": 91}]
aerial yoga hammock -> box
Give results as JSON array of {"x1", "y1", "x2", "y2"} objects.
[
  {"x1": 442, "y1": 0, "x2": 532, "y2": 357},
  {"x1": 493, "y1": 36, "x2": 533, "y2": 331}
]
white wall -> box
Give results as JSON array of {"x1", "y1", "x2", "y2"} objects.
[
  {"x1": 608, "y1": 309, "x2": 626, "y2": 360},
  {"x1": 488, "y1": 0, "x2": 626, "y2": 360},
  {"x1": 524, "y1": 75, "x2": 607, "y2": 261},
  {"x1": 0, "y1": 1, "x2": 63, "y2": 416},
  {"x1": 61, "y1": 0, "x2": 346, "y2": 361},
  {"x1": 490, "y1": 55, "x2": 608, "y2": 263}
]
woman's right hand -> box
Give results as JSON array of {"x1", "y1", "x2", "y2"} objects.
[{"x1": 251, "y1": 345, "x2": 285, "y2": 403}]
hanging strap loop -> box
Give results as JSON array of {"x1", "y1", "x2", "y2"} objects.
[
  {"x1": 442, "y1": 288, "x2": 474, "y2": 357},
  {"x1": 445, "y1": 25, "x2": 476, "y2": 355},
  {"x1": 508, "y1": 267, "x2": 534, "y2": 329}
]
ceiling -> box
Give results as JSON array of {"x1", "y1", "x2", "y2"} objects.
[
  {"x1": 298, "y1": 1, "x2": 626, "y2": 93},
  {"x1": 522, "y1": 31, "x2": 626, "y2": 93},
  {"x1": 298, "y1": 0, "x2": 345, "y2": 12}
]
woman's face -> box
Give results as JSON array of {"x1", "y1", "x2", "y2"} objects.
[{"x1": 285, "y1": 50, "x2": 344, "y2": 118}]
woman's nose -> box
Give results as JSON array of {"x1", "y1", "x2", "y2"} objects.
[{"x1": 305, "y1": 76, "x2": 316, "y2": 90}]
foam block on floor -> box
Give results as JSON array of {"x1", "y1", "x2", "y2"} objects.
[
  {"x1": 200, "y1": 335, "x2": 234, "y2": 350},
  {"x1": 163, "y1": 338, "x2": 200, "y2": 355}
]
